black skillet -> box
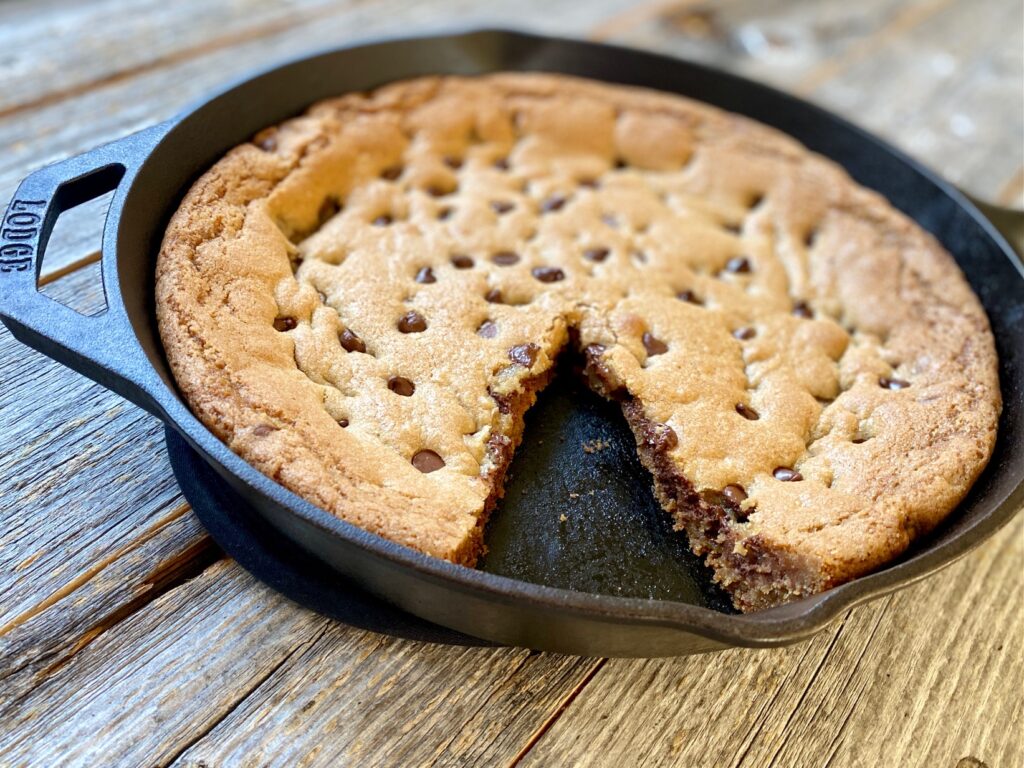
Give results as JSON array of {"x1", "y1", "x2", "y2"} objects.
[{"x1": 2, "y1": 30, "x2": 1022, "y2": 657}]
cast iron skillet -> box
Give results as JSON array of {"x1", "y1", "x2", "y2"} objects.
[{"x1": 1, "y1": 29, "x2": 1021, "y2": 657}]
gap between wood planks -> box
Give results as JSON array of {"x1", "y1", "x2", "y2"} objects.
[{"x1": 0, "y1": 501, "x2": 200, "y2": 641}]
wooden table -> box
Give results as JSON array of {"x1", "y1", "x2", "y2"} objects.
[{"x1": 1, "y1": 1, "x2": 1021, "y2": 765}]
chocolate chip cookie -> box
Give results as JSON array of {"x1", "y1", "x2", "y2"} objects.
[{"x1": 156, "y1": 73, "x2": 1000, "y2": 611}]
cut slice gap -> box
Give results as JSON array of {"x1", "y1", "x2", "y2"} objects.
[{"x1": 480, "y1": 350, "x2": 734, "y2": 610}]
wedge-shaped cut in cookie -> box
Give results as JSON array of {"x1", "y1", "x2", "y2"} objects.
[{"x1": 156, "y1": 74, "x2": 1000, "y2": 611}]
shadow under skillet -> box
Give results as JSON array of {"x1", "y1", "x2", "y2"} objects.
[{"x1": 480, "y1": 353, "x2": 736, "y2": 614}]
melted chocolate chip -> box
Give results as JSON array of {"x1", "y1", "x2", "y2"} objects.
[
  {"x1": 508, "y1": 343, "x2": 540, "y2": 368},
  {"x1": 273, "y1": 316, "x2": 297, "y2": 332},
  {"x1": 412, "y1": 449, "x2": 445, "y2": 473},
  {"x1": 880, "y1": 376, "x2": 911, "y2": 390},
  {"x1": 773, "y1": 466, "x2": 803, "y2": 482},
  {"x1": 735, "y1": 403, "x2": 760, "y2": 420},
  {"x1": 415, "y1": 266, "x2": 436, "y2": 284},
  {"x1": 372, "y1": 214, "x2": 393, "y2": 227},
  {"x1": 443, "y1": 156, "x2": 463, "y2": 170},
  {"x1": 748, "y1": 193, "x2": 765, "y2": 209},
  {"x1": 584, "y1": 247, "x2": 610, "y2": 262},
  {"x1": 253, "y1": 424, "x2": 276, "y2": 437},
  {"x1": 339, "y1": 328, "x2": 366, "y2": 354},
  {"x1": 614, "y1": 158, "x2": 628, "y2": 169},
  {"x1": 477, "y1": 320, "x2": 498, "y2": 338},
  {"x1": 676, "y1": 289, "x2": 703, "y2": 305},
  {"x1": 722, "y1": 484, "x2": 748, "y2": 506},
  {"x1": 493, "y1": 157, "x2": 510, "y2": 170},
  {"x1": 644, "y1": 422, "x2": 678, "y2": 452},
  {"x1": 337, "y1": 418, "x2": 349, "y2": 428},
  {"x1": 724, "y1": 256, "x2": 752, "y2": 274},
  {"x1": 397, "y1": 311, "x2": 427, "y2": 333},
  {"x1": 381, "y1": 166, "x2": 403, "y2": 181},
  {"x1": 491, "y1": 200, "x2": 515, "y2": 214},
  {"x1": 733, "y1": 326, "x2": 756, "y2": 340},
  {"x1": 485, "y1": 288, "x2": 503, "y2": 304},
  {"x1": 541, "y1": 195, "x2": 567, "y2": 213},
  {"x1": 793, "y1": 300, "x2": 813, "y2": 319},
  {"x1": 532, "y1": 266, "x2": 565, "y2": 283},
  {"x1": 388, "y1": 376, "x2": 415, "y2": 396},
  {"x1": 642, "y1": 332, "x2": 668, "y2": 356},
  {"x1": 255, "y1": 133, "x2": 278, "y2": 152},
  {"x1": 451, "y1": 254, "x2": 473, "y2": 269},
  {"x1": 492, "y1": 251, "x2": 520, "y2": 266}
]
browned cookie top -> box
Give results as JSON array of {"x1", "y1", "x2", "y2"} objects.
[{"x1": 156, "y1": 73, "x2": 1000, "y2": 580}]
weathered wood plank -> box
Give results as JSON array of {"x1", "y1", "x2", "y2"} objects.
[
  {"x1": 516, "y1": 517, "x2": 1024, "y2": 768},
  {"x1": 0, "y1": 266, "x2": 188, "y2": 629},
  {"x1": 171, "y1": 629, "x2": 598, "y2": 767},
  {"x1": 0, "y1": 561, "x2": 330, "y2": 767},
  {"x1": 604, "y1": 0, "x2": 1024, "y2": 204}
]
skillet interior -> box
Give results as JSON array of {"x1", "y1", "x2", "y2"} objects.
[{"x1": 88, "y1": 30, "x2": 1024, "y2": 655}]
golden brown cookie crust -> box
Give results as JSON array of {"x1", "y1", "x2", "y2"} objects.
[{"x1": 156, "y1": 73, "x2": 1000, "y2": 609}]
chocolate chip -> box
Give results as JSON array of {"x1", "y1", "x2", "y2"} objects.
[
  {"x1": 415, "y1": 266, "x2": 436, "y2": 284},
  {"x1": 578, "y1": 177, "x2": 600, "y2": 189},
  {"x1": 723, "y1": 484, "x2": 748, "y2": 505},
  {"x1": 427, "y1": 185, "x2": 452, "y2": 198},
  {"x1": 644, "y1": 422, "x2": 678, "y2": 452},
  {"x1": 339, "y1": 328, "x2": 366, "y2": 353},
  {"x1": 412, "y1": 449, "x2": 445, "y2": 473},
  {"x1": 642, "y1": 332, "x2": 668, "y2": 356},
  {"x1": 491, "y1": 200, "x2": 515, "y2": 214},
  {"x1": 443, "y1": 156, "x2": 463, "y2": 170},
  {"x1": 255, "y1": 133, "x2": 278, "y2": 152},
  {"x1": 532, "y1": 266, "x2": 565, "y2": 283},
  {"x1": 804, "y1": 228, "x2": 819, "y2": 247},
  {"x1": 397, "y1": 311, "x2": 427, "y2": 333},
  {"x1": 793, "y1": 300, "x2": 813, "y2": 318},
  {"x1": 485, "y1": 288, "x2": 503, "y2": 304},
  {"x1": 477, "y1": 320, "x2": 498, "y2": 338},
  {"x1": 337, "y1": 417, "x2": 349, "y2": 428},
  {"x1": 451, "y1": 254, "x2": 474, "y2": 269},
  {"x1": 273, "y1": 316, "x2": 297, "y2": 332},
  {"x1": 372, "y1": 214, "x2": 393, "y2": 226},
  {"x1": 677, "y1": 290, "x2": 703, "y2": 305},
  {"x1": 388, "y1": 376, "x2": 415, "y2": 396},
  {"x1": 736, "y1": 403, "x2": 760, "y2": 420},
  {"x1": 381, "y1": 166, "x2": 403, "y2": 181},
  {"x1": 724, "y1": 256, "x2": 751, "y2": 274},
  {"x1": 879, "y1": 376, "x2": 911, "y2": 390},
  {"x1": 722, "y1": 221, "x2": 742, "y2": 235},
  {"x1": 541, "y1": 195, "x2": 567, "y2": 213},
  {"x1": 584, "y1": 247, "x2": 610, "y2": 262},
  {"x1": 492, "y1": 251, "x2": 520, "y2": 266},
  {"x1": 748, "y1": 193, "x2": 765, "y2": 209},
  {"x1": 614, "y1": 158, "x2": 628, "y2": 169},
  {"x1": 733, "y1": 326, "x2": 756, "y2": 340},
  {"x1": 493, "y1": 157, "x2": 510, "y2": 170},
  {"x1": 437, "y1": 207, "x2": 453, "y2": 221},
  {"x1": 509, "y1": 343, "x2": 540, "y2": 367},
  {"x1": 318, "y1": 196, "x2": 341, "y2": 224},
  {"x1": 253, "y1": 424, "x2": 276, "y2": 436},
  {"x1": 773, "y1": 466, "x2": 803, "y2": 482}
]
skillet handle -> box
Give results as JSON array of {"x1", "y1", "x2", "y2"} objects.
[{"x1": 0, "y1": 123, "x2": 171, "y2": 417}]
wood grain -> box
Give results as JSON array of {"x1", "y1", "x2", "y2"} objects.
[{"x1": 0, "y1": 1, "x2": 1020, "y2": 766}]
